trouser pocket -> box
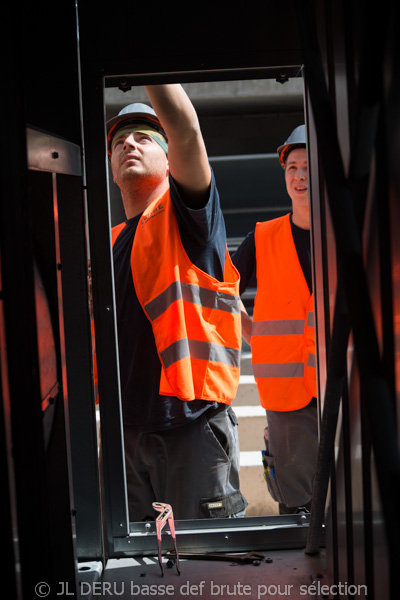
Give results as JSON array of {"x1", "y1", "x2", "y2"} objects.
[
  {"x1": 261, "y1": 451, "x2": 286, "y2": 505},
  {"x1": 200, "y1": 490, "x2": 248, "y2": 518},
  {"x1": 205, "y1": 405, "x2": 237, "y2": 461}
]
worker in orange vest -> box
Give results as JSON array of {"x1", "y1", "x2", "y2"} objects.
[
  {"x1": 105, "y1": 84, "x2": 247, "y2": 521},
  {"x1": 232, "y1": 125, "x2": 318, "y2": 514}
]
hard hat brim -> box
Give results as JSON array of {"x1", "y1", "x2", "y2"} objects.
[
  {"x1": 276, "y1": 124, "x2": 307, "y2": 168},
  {"x1": 106, "y1": 106, "x2": 167, "y2": 154}
]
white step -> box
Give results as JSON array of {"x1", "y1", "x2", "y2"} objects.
[{"x1": 234, "y1": 360, "x2": 279, "y2": 515}]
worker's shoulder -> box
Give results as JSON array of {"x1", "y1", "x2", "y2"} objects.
[
  {"x1": 111, "y1": 221, "x2": 127, "y2": 246},
  {"x1": 256, "y1": 213, "x2": 290, "y2": 234}
]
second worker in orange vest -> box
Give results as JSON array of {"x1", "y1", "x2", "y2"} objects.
[
  {"x1": 105, "y1": 84, "x2": 247, "y2": 521},
  {"x1": 232, "y1": 125, "x2": 318, "y2": 514}
]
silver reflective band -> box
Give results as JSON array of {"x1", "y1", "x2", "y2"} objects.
[
  {"x1": 252, "y1": 319, "x2": 305, "y2": 336},
  {"x1": 160, "y1": 338, "x2": 241, "y2": 370},
  {"x1": 307, "y1": 353, "x2": 316, "y2": 368},
  {"x1": 253, "y1": 362, "x2": 305, "y2": 379},
  {"x1": 160, "y1": 338, "x2": 190, "y2": 369},
  {"x1": 145, "y1": 281, "x2": 240, "y2": 321},
  {"x1": 307, "y1": 312, "x2": 315, "y2": 327}
]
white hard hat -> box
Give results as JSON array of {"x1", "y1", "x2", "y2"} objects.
[{"x1": 276, "y1": 124, "x2": 307, "y2": 168}]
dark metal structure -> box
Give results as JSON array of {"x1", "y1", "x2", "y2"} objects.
[{"x1": 1, "y1": 1, "x2": 399, "y2": 598}]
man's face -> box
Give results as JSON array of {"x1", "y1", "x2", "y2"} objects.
[
  {"x1": 110, "y1": 127, "x2": 168, "y2": 189},
  {"x1": 284, "y1": 147, "x2": 308, "y2": 208}
]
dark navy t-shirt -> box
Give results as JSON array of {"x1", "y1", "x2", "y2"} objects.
[
  {"x1": 232, "y1": 214, "x2": 312, "y2": 295},
  {"x1": 113, "y1": 172, "x2": 227, "y2": 432}
]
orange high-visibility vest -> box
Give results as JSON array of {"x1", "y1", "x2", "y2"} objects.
[
  {"x1": 251, "y1": 214, "x2": 317, "y2": 411},
  {"x1": 112, "y1": 189, "x2": 241, "y2": 403}
]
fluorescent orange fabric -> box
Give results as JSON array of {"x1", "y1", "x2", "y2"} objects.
[
  {"x1": 112, "y1": 190, "x2": 241, "y2": 403},
  {"x1": 111, "y1": 222, "x2": 126, "y2": 246},
  {"x1": 252, "y1": 214, "x2": 317, "y2": 411}
]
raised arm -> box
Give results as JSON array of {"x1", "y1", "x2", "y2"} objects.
[{"x1": 144, "y1": 84, "x2": 211, "y2": 208}]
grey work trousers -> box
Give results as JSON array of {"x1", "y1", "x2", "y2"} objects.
[
  {"x1": 263, "y1": 398, "x2": 318, "y2": 510},
  {"x1": 123, "y1": 405, "x2": 248, "y2": 521}
]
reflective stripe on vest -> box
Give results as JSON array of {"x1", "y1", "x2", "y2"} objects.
[
  {"x1": 112, "y1": 190, "x2": 241, "y2": 403},
  {"x1": 160, "y1": 338, "x2": 240, "y2": 370},
  {"x1": 252, "y1": 318, "x2": 306, "y2": 336},
  {"x1": 253, "y1": 362, "x2": 305, "y2": 379},
  {"x1": 251, "y1": 215, "x2": 317, "y2": 411},
  {"x1": 145, "y1": 280, "x2": 241, "y2": 321},
  {"x1": 146, "y1": 280, "x2": 241, "y2": 371},
  {"x1": 252, "y1": 315, "x2": 316, "y2": 378}
]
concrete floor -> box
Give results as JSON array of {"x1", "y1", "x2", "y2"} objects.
[{"x1": 84, "y1": 548, "x2": 329, "y2": 600}]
